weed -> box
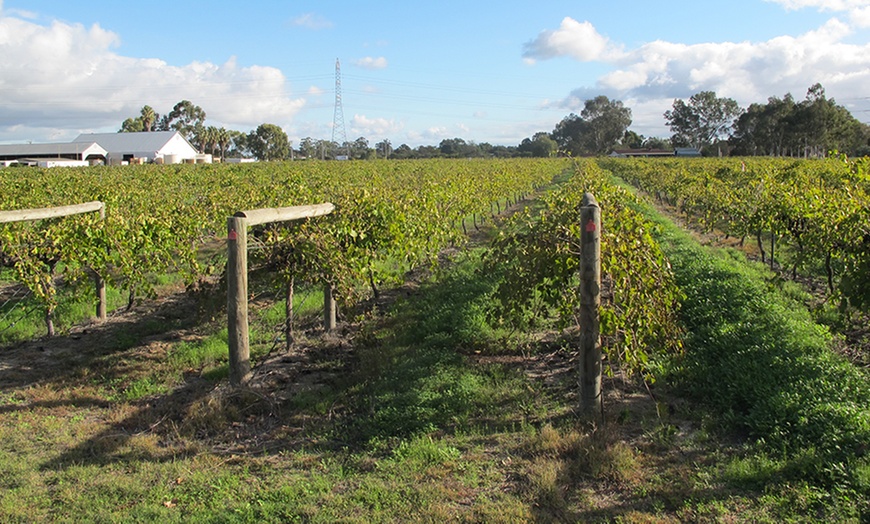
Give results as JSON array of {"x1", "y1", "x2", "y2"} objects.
[{"x1": 123, "y1": 376, "x2": 168, "y2": 401}]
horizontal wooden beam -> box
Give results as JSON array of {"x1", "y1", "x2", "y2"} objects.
[
  {"x1": 0, "y1": 201, "x2": 105, "y2": 224},
  {"x1": 234, "y1": 202, "x2": 334, "y2": 227}
]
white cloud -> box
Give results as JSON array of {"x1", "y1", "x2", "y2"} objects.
[
  {"x1": 289, "y1": 13, "x2": 333, "y2": 30},
  {"x1": 766, "y1": 0, "x2": 870, "y2": 26},
  {"x1": 523, "y1": 17, "x2": 623, "y2": 63},
  {"x1": 308, "y1": 85, "x2": 325, "y2": 96},
  {"x1": 850, "y1": 5, "x2": 870, "y2": 26},
  {"x1": 350, "y1": 114, "x2": 403, "y2": 137},
  {"x1": 0, "y1": 13, "x2": 307, "y2": 141},
  {"x1": 534, "y1": 14, "x2": 870, "y2": 136},
  {"x1": 354, "y1": 56, "x2": 388, "y2": 70},
  {"x1": 618, "y1": 17, "x2": 864, "y2": 101},
  {"x1": 407, "y1": 126, "x2": 451, "y2": 143},
  {"x1": 766, "y1": 0, "x2": 870, "y2": 11}
]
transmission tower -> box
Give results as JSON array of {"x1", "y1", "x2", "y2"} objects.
[{"x1": 332, "y1": 58, "x2": 349, "y2": 159}]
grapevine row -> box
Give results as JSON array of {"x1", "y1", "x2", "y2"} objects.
[
  {"x1": 0, "y1": 159, "x2": 568, "y2": 337},
  {"x1": 485, "y1": 158, "x2": 683, "y2": 378},
  {"x1": 601, "y1": 156, "x2": 870, "y2": 311}
]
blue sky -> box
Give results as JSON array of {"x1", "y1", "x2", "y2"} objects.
[{"x1": 1, "y1": 0, "x2": 869, "y2": 147}]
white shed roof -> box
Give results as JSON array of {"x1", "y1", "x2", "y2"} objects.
[
  {"x1": 0, "y1": 141, "x2": 106, "y2": 159},
  {"x1": 73, "y1": 131, "x2": 181, "y2": 151}
]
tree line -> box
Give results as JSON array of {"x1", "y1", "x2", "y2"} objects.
[{"x1": 120, "y1": 83, "x2": 869, "y2": 160}]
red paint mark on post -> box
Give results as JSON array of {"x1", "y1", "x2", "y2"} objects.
[
  {"x1": 585, "y1": 220, "x2": 597, "y2": 233},
  {"x1": 228, "y1": 229, "x2": 238, "y2": 241}
]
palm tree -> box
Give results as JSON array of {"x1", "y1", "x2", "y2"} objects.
[
  {"x1": 206, "y1": 126, "x2": 219, "y2": 156},
  {"x1": 140, "y1": 105, "x2": 156, "y2": 132},
  {"x1": 216, "y1": 127, "x2": 231, "y2": 160}
]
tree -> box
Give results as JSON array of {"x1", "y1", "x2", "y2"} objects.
[
  {"x1": 140, "y1": 105, "x2": 156, "y2": 132},
  {"x1": 375, "y1": 139, "x2": 392, "y2": 159},
  {"x1": 518, "y1": 132, "x2": 557, "y2": 157},
  {"x1": 228, "y1": 130, "x2": 249, "y2": 158},
  {"x1": 119, "y1": 105, "x2": 159, "y2": 133},
  {"x1": 350, "y1": 137, "x2": 372, "y2": 160},
  {"x1": 620, "y1": 130, "x2": 644, "y2": 149},
  {"x1": 729, "y1": 85, "x2": 869, "y2": 157},
  {"x1": 552, "y1": 96, "x2": 632, "y2": 156},
  {"x1": 579, "y1": 96, "x2": 632, "y2": 154},
  {"x1": 552, "y1": 113, "x2": 585, "y2": 156},
  {"x1": 731, "y1": 95, "x2": 796, "y2": 156},
  {"x1": 642, "y1": 136, "x2": 672, "y2": 150},
  {"x1": 190, "y1": 124, "x2": 212, "y2": 154},
  {"x1": 439, "y1": 138, "x2": 466, "y2": 157},
  {"x1": 664, "y1": 91, "x2": 742, "y2": 151},
  {"x1": 789, "y1": 83, "x2": 866, "y2": 158},
  {"x1": 392, "y1": 143, "x2": 414, "y2": 159},
  {"x1": 162, "y1": 100, "x2": 206, "y2": 140},
  {"x1": 319, "y1": 140, "x2": 338, "y2": 160},
  {"x1": 248, "y1": 124, "x2": 290, "y2": 161},
  {"x1": 216, "y1": 127, "x2": 231, "y2": 160},
  {"x1": 202, "y1": 126, "x2": 220, "y2": 156},
  {"x1": 119, "y1": 117, "x2": 144, "y2": 133},
  {"x1": 298, "y1": 137, "x2": 317, "y2": 160}
]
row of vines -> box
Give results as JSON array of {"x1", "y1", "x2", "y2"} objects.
[
  {"x1": 0, "y1": 158, "x2": 567, "y2": 338},
  {"x1": 485, "y1": 159, "x2": 683, "y2": 379},
  {"x1": 601, "y1": 155, "x2": 870, "y2": 311}
]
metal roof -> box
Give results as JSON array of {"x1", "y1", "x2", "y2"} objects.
[
  {"x1": 72, "y1": 131, "x2": 188, "y2": 153},
  {"x1": 611, "y1": 148, "x2": 675, "y2": 157},
  {"x1": 0, "y1": 141, "x2": 106, "y2": 158}
]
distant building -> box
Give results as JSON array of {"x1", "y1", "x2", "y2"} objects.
[
  {"x1": 72, "y1": 131, "x2": 198, "y2": 164},
  {"x1": 0, "y1": 141, "x2": 107, "y2": 164},
  {"x1": 609, "y1": 148, "x2": 675, "y2": 158},
  {"x1": 674, "y1": 147, "x2": 702, "y2": 157}
]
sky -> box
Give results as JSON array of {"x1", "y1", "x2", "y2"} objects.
[{"x1": 1, "y1": 0, "x2": 869, "y2": 148}]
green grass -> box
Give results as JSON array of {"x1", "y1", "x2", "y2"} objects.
[
  {"x1": 635, "y1": 182, "x2": 870, "y2": 510},
  {"x1": 0, "y1": 281, "x2": 127, "y2": 344}
]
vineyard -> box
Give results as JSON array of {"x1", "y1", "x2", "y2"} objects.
[
  {"x1": 0, "y1": 159, "x2": 560, "y2": 341},
  {"x1": 0, "y1": 157, "x2": 869, "y2": 521}
]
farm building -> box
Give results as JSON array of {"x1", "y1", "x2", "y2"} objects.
[
  {"x1": 675, "y1": 147, "x2": 702, "y2": 157},
  {"x1": 0, "y1": 142, "x2": 107, "y2": 165},
  {"x1": 71, "y1": 131, "x2": 198, "y2": 164},
  {"x1": 609, "y1": 148, "x2": 675, "y2": 158}
]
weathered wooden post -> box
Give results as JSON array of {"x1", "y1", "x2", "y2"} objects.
[
  {"x1": 227, "y1": 216, "x2": 251, "y2": 386},
  {"x1": 225, "y1": 203, "x2": 334, "y2": 387},
  {"x1": 579, "y1": 193, "x2": 602, "y2": 419},
  {"x1": 95, "y1": 204, "x2": 107, "y2": 321},
  {"x1": 324, "y1": 284, "x2": 337, "y2": 332}
]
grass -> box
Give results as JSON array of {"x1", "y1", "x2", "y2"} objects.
[
  {"x1": 0, "y1": 280, "x2": 128, "y2": 344},
  {"x1": 1, "y1": 178, "x2": 869, "y2": 521},
  {"x1": 632, "y1": 180, "x2": 870, "y2": 517}
]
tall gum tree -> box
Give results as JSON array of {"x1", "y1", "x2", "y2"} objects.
[
  {"x1": 664, "y1": 91, "x2": 742, "y2": 152},
  {"x1": 553, "y1": 96, "x2": 632, "y2": 156}
]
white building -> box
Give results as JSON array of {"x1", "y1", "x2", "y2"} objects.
[
  {"x1": 72, "y1": 131, "x2": 198, "y2": 164},
  {"x1": 0, "y1": 142, "x2": 107, "y2": 164}
]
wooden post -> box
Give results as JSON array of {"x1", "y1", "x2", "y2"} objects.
[
  {"x1": 225, "y1": 203, "x2": 334, "y2": 386},
  {"x1": 579, "y1": 193, "x2": 602, "y2": 419},
  {"x1": 95, "y1": 204, "x2": 107, "y2": 321},
  {"x1": 0, "y1": 200, "x2": 105, "y2": 223},
  {"x1": 324, "y1": 283, "x2": 337, "y2": 332},
  {"x1": 227, "y1": 216, "x2": 251, "y2": 386},
  {"x1": 92, "y1": 269, "x2": 107, "y2": 321}
]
